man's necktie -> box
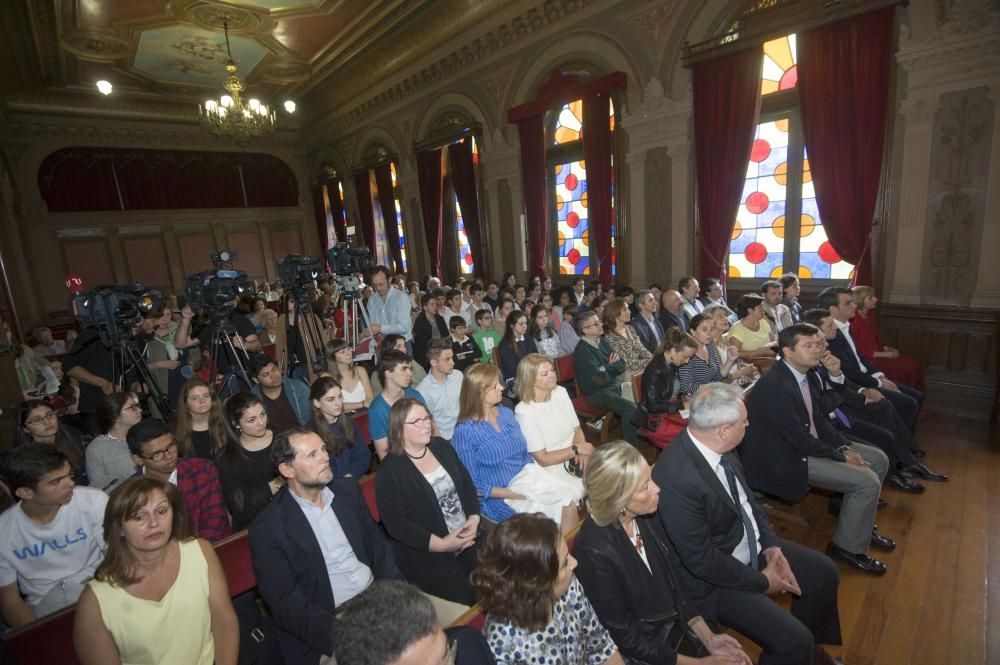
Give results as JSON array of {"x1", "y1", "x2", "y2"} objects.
[
  {"x1": 800, "y1": 376, "x2": 819, "y2": 437},
  {"x1": 719, "y1": 456, "x2": 759, "y2": 569}
]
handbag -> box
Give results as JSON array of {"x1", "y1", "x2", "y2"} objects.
[{"x1": 233, "y1": 592, "x2": 285, "y2": 665}]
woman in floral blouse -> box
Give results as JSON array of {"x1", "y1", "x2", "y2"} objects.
[
  {"x1": 601, "y1": 298, "x2": 652, "y2": 402},
  {"x1": 472, "y1": 513, "x2": 624, "y2": 665}
]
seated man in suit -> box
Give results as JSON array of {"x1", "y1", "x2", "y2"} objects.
[
  {"x1": 630, "y1": 289, "x2": 665, "y2": 354},
  {"x1": 656, "y1": 383, "x2": 843, "y2": 665},
  {"x1": 817, "y1": 287, "x2": 922, "y2": 431},
  {"x1": 250, "y1": 428, "x2": 404, "y2": 665},
  {"x1": 658, "y1": 289, "x2": 689, "y2": 333},
  {"x1": 802, "y1": 308, "x2": 948, "y2": 488},
  {"x1": 742, "y1": 324, "x2": 894, "y2": 575}
]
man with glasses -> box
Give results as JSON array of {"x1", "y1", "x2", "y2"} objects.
[
  {"x1": 366, "y1": 265, "x2": 414, "y2": 349},
  {"x1": 572, "y1": 311, "x2": 638, "y2": 444},
  {"x1": 0, "y1": 446, "x2": 107, "y2": 627},
  {"x1": 126, "y1": 419, "x2": 231, "y2": 542}
]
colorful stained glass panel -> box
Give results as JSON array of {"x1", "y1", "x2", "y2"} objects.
[
  {"x1": 796, "y1": 153, "x2": 853, "y2": 279},
  {"x1": 390, "y1": 164, "x2": 408, "y2": 271},
  {"x1": 456, "y1": 197, "x2": 474, "y2": 275},
  {"x1": 553, "y1": 100, "x2": 583, "y2": 146},
  {"x1": 762, "y1": 34, "x2": 797, "y2": 96},
  {"x1": 554, "y1": 160, "x2": 590, "y2": 275}
]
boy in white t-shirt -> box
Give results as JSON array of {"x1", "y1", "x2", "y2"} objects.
[{"x1": 0, "y1": 446, "x2": 107, "y2": 627}]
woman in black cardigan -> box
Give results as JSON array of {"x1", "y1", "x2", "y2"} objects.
[
  {"x1": 497, "y1": 311, "x2": 538, "y2": 385},
  {"x1": 574, "y1": 442, "x2": 751, "y2": 665},
  {"x1": 375, "y1": 397, "x2": 480, "y2": 605},
  {"x1": 638, "y1": 328, "x2": 699, "y2": 449}
]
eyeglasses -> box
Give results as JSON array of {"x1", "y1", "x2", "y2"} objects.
[
  {"x1": 142, "y1": 441, "x2": 177, "y2": 462},
  {"x1": 25, "y1": 411, "x2": 58, "y2": 426},
  {"x1": 122, "y1": 403, "x2": 142, "y2": 413},
  {"x1": 404, "y1": 416, "x2": 433, "y2": 427},
  {"x1": 584, "y1": 321, "x2": 603, "y2": 329}
]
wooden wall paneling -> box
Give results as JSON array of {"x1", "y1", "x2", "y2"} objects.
[
  {"x1": 121, "y1": 236, "x2": 170, "y2": 291},
  {"x1": 227, "y1": 230, "x2": 266, "y2": 280},
  {"x1": 879, "y1": 304, "x2": 998, "y2": 418},
  {"x1": 177, "y1": 233, "x2": 215, "y2": 275},
  {"x1": 270, "y1": 228, "x2": 303, "y2": 264},
  {"x1": 61, "y1": 239, "x2": 113, "y2": 291}
]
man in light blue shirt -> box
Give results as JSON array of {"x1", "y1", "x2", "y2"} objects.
[
  {"x1": 365, "y1": 265, "x2": 413, "y2": 343},
  {"x1": 417, "y1": 339, "x2": 463, "y2": 440}
]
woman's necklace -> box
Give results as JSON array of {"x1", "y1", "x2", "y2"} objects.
[
  {"x1": 626, "y1": 519, "x2": 645, "y2": 553},
  {"x1": 406, "y1": 446, "x2": 428, "y2": 460}
]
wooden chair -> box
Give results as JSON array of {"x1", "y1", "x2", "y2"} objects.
[
  {"x1": 215, "y1": 530, "x2": 257, "y2": 596},
  {"x1": 553, "y1": 354, "x2": 614, "y2": 443},
  {"x1": 359, "y1": 474, "x2": 380, "y2": 523}
]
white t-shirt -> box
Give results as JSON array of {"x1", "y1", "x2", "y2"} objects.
[
  {"x1": 0, "y1": 487, "x2": 108, "y2": 610},
  {"x1": 514, "y1": 386, "x2": 580, "y2": 456}
]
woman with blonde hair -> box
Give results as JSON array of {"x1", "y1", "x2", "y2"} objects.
[
  {"x1": 73, "y1": 477, "x2": 239, "y2": 665},
  {"x1": 513, "y1": 354, "x2": 593, "y2": 504},
  {"x1": 574, "y1": 442, "x2": 751, "y2": 665},
  {"x1": 452, "y1": 363, "x2": 577, "y2": 532},
  {"x1": 323, "y1": 338, "x2": 374, "y2": 411},
  {"x1": 849, "y1": 286, "x2": 925, "y2": 391},
  {"x1": 173, "y1": 378, "x2": 227, "y2": 460}
]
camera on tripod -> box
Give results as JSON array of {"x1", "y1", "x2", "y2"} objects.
[
  {"x1": 185, "y1": 250, "x2": 255, "y2": 321},
  {"x1": 74, "y1": 284, "x2": 162, "y2": 348},
  {"x1": 278, "y1": 254, "x2": 323, "y2": 303},
  {"x1": 327, "y1": 243, "x2": 374, "y2": 299}
]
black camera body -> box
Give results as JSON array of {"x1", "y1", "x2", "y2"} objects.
[
  {"x1": 74, "y1": 283, "x2": 162, "y2": 347},
  {"x1": 185, "y1": 268, "x2": 255, "y2": 321},
  {"x1": 327, "y1": 242, "x2": 374, "y2": 277},
  {"x1": 278, "y1": 254, "x2": 324, "y2": 304}
]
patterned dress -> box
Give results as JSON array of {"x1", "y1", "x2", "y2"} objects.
[
  {"x1": 605, "y1": 325, "x2": 653, "y2": 380},
  {"x1": 484, "y1": 576, "x2": 618, "y2": 665}
]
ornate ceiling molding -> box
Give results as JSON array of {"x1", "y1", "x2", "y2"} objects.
[
  {"x1": 626, "y1": 1, "x2": 682, "y2": 46},
  {"x1": 305, "y1": 0, "x2": 599, "y2": 144},
  {"x1": 621, "y1": 77, "x2": 691, "y2": 154},
  {"x1": 59, "y1": 29, "x2": 130, "y2": 61}
]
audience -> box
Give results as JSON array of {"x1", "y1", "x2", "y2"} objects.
[
  {"x1": 528, "y1": 304, "x2": 562, "y2": 358},
  {"x1": 249, "y1": 428, "x2": 403, "y2": 665},
  {"x1": 471, "y1": 513, "x2": 625, "y2": 665},
  {"x1": 323, "y1": 338, "x2": 375, "y2": 411},
  {"x1": 678, "y1": 276, "x2": 705, "y2": 321},
  {"x1": 705, "y1": 305, "x2": 759, "y2": 386},
  {"x1": 0, "y1": 447, "x2": 107, "y2": 627},
  {"x1": 557, "y1": 303, "x2": 581, "y2": 353},
  {"x1": 452, "y1": 364, "x2": 576, "y2": 529},
  {"x1": 73, "y1": 477, "x2": 238, "y2": 665},
  {"x1": 849, "y1": 285, "x2": 925, "y2": 392},
  {"x1": 496, "y1": 310, "x2": 537, "y2": 385},
  {"x1": 700, "y1": 277, "x2": 737, "y2": 322},
  {"x1": 370, "y1": 350, "x2": 426, "y2": 459},
  {"x1": 247, "y1": 352, "x2": 311, "y2": 434},
  {"x1": 127, "y1": 420, "x2": 231, "y2": 542},
  {"x1": 307, "y1": 376, "x2": 372, "y2": 479},
  {"x1": 572, "y1": 310, "x2": 638, "y2": 444},
  {"x1": 630, "y1": 289, "x2": 665, "y2": 354},
  {"x1": 656, "y1": 383, "x2": 844, "y2": 665},
  {"x1": 760, "y1": 279, "x2": 794, "y2": 333},
  {"x1": 86, "y1": 392, "x2": 143, "y2": 492},
  {"x1": 217, "y1": 392, "x2": 278, "y2": 531},
  {"x1": 727, "y1": 294, "x2": 777, "y2": 361},
  {"x1": 174, "y1": 378, "x2": 228, "y2": 460},
  {"x1": 493, "y1": 298, "x2": 515, "y2": 334},
  {"x1": 366, "y1": 265, "x2": 414, "y2": 349},
  {"x1": 742, "y1": 324, "x2": 894, "y2": 575},
  {"x1": 15, "y1": 399, "x2": 89, "y2": 484},
  {"x1": 575, "y1": 442, "x2": 752, "y2": 664},
  {"x1": 780, "y1": 273, "x2": 802, "y2": 323},
  {"x1": 450, "y1": 315, "x2": 482, "y2": 373},
  {"x1": 658, "y1": 289, "x2": 689, "y2": 333},
  {"x1": 637, "y1": 328, "x2": 698, "y2": 449},
  {"x1": 32, "y1": 326, "x2": 66, "y2": 356},
  {"x1": 375, "y1": 398, "x2": 480, "y2": 606},
  {"x1": 513, "y1": 354, "x2": 592, "y2": 509},
  {"x1": 417, "y1": 338, "x2": 464, "y2": 441},
  {"x1": 602, "y1": 297, "x2": 653, "y2": 393},
  {"x1": 678, "y1": 313, "x2": 743, "y2": 396},
  {"x1": 471, "y1": 309, "x2": 500, "y2": 364},
  {"x1": 413, "y1": 292, "x2": 450, "y2": 370},
  {"x1": 371, "y1": 334, "x2": 426, "y2": 393}
]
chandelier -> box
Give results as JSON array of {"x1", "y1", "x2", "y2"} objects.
[{"x1": 198, "y1": 20, "x2": 275, "y2": 139}]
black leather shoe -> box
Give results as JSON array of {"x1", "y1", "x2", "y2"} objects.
[
  {"x1": 903, "y1": 462, "x2": 949, "y2": 482},
  {"x1": 885, "y1": 472, "x2": 925, "y2": 493},
  {"x1": 912, "y1": 448, "x2": 927, "y2": 458},
  {"x1": 826, "y1": 542, "x2": 887, "y2": 575},
  {"x1": 871, "y1": 531, "x2": 896, "y2": 551}
]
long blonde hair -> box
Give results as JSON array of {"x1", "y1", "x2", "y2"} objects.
[
  {"x1": 458, "y1": 363, "x2": 501, "y2": 422},
  {"x1": 513, "y1": 353, "x2": 551, "y2": 404}
]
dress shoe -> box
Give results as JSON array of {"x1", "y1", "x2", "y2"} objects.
[
  {"x1": 885, "y1": 472, "x2": 925, "y2": 493},
  {"x1": 903, "y1": 462, "x2": 948, "y2": 482},
  {"x1": 912, "y1": 448, "x2": 927, "y2": 458},
  {"x1": 813, "y1": 646, "x2": 844, "y2": 665},
  {"x1": 826, "y1": 542, "x2": 888, "y2": 575},
  {"x1": 871, "y1": 531, "x2": 896, "y2": 551}
]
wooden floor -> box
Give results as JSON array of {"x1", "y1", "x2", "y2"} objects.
[{"x1": 674, "y1": 415, "x2": 1000, "y2": 665}]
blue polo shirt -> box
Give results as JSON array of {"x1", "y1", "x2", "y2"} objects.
[{"x1": 368, "y1": 388, "x2": 425, "y2": 441}]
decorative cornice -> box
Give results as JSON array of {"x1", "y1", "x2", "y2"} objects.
[
  {"x1": 119, "y1": 225, "x2": 163, "y2": 236},
  {"x1": 56, "y1": 228, "x2": 106, "y2": 239},
  {"x1": 897, "y1": 0, "x2": 1000, "y2": 80},
  {"x1": 626, "y1": 1, "x2": 682, "y2": 47},
  {"x1": 306, "y1": 0, "x2": 597, "y2": 144},
  {"x1": 621, "y1": 78, "x2": 691, "y2": 152}
]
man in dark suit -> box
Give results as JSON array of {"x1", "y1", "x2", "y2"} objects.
[
  {"x1": 250, "y1": 428, "x2": 403, "y2": 665},
  {"x1": 412, "y1": 292, "x2": 450, "y2": 370},
  {"x1": 742, "y1": 324, "x2": 894, "y2": 576},
  {"x1": 656, "y1": 382, "x2": 843, "y2": 665},
  {"x1": 630, "y1": 289, "x2": 665, "y2": 353},
  {"x1": 818, "y1": 287, "x2": 922, "y2": 430},
  {"x1": 658, "y1": 289, "x2": 689, "y2": 333}
]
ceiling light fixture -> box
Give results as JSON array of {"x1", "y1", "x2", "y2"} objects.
[
  {"x1": 283, "y1": 100, "x2": 296, "y2": 114},
  {"x1": 96, "y1": 80, "x2": 112, "y2": 95},
  {"x1": 198, "y1": 20, "x2": 275, "y2": 140}
]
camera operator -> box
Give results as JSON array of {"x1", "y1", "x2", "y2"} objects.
[
  {"x1": 174, "y1": 303, "x2": 260, "y2": 393},
  {"x1": 62, "y1": 310, "x2": 159, "y2": 435},
  {"x1": 366, "y1": 265, "x2": 413, "y2": 350}
]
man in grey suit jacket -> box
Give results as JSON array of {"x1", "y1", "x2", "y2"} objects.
[
  {"x1": 655, "y1": 383, "x2": 843, "y2": 665},
  {"x1": 630, "y1": 289, "x2": 665, "y2": 353}
]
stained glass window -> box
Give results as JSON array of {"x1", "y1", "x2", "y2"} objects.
[
  {"x1": 555, "y1": 160, "x2": 590, "y2": 275},
  {"x1": 553, "y1": 100, "x2": 583, "y2": 146},
  {"x1": 389, "y1": 164, "x2": 408, "y2": 272},
  {"x1": 762, "y1": 34, "x2": 797, "y2": 96},
  {"x1": 456, "y1": 136, "x2": 476, "y2": 275},
  {"x1": 796, "y1": 152, "x2": 853, "y2": 279},
  {"x1": 368, "y1": 171, "x2": 391, "y2": 267}
]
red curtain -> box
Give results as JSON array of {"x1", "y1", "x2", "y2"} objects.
[
  {"x1": 692, "y1": 47, "x2": 763, "y2": 286},
  {"x1": 448, "y1": 139, "x2": 485, "y2": 279},
  {"x1": 311, "y1": 184, "x2": 331, "y2": 260},
  {"x1": 517, "y1": 114, "x2": 547, "y2": 278},
  {"x1": 416, "y1": 149, "x2": 444, "y2": 278},
  {"x1": 374, "y1": 164, "x2": 404, "y2": 274},
  {"x1": 582, "y1": 94, "x2": 614, "y2": 287},
  {"x1": 798, "y1": 7, "x2": 895, "y2": 286},
  {"x1": 353, "y1": 171, "x2": 377, "y2": 253}
]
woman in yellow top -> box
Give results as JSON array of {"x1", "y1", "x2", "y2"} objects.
[
  {"x1": 74, "y1": 477, "x2": 239, "y2": 665},
  {"x1": 726, "y1": 294, "x2": 777, "y2": 361}
]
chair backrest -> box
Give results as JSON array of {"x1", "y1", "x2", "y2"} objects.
[
  {"x1": 3, "y1": 605, "x2": 79, "y2": 665},
  {"x1": 352, "y1": 411, "x2": 371, "y2": 444},
  {"x1": 215, "y1": 530, "x2": 257, "y2": 597},
  {"x1": 631, "y1": 372, "x2": 643, "y2": 403},
  {"x1": 359, "y1": 474, "x2": 380, "y2": 522},
  {"x1": 554, "y1": 354, "x2": 575, "y2": 382}
]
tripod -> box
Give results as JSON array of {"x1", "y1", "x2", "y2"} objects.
[
  {"x1": 111, "y1": 338, "x2": 172, "y2": 419},
  {"x1": 284, "y1": 295, "x2": 328, "y2": 379},
  {"x1": 339, "y1": 291, "x2": 378, "y2": 362},
  {"x1": 205, "y1": 320, "x2": 253, "y2": 398}
]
